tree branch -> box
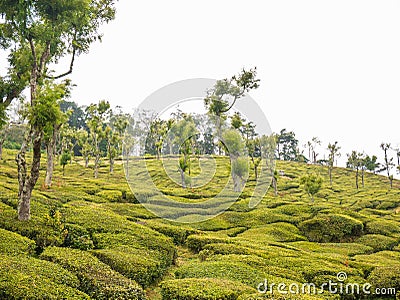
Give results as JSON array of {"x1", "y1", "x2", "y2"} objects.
[
  {"x1": 39, "y1": 41, "x2": 51, "y2": 76},
  {"x1": 46, "y1": 47, "x2": 76, "y2": 80}
]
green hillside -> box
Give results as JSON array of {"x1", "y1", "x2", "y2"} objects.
[{"x1": 0, "y1": 149, "x2": 399, "y2": 300}]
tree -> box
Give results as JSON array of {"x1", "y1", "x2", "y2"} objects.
[
  {"x1": 0, "y1": 0, "x2": 116, "y2": 220},
  {"x1": 42, "y1": 81, "x2": 71, "y2": 187},
  {"x1": 306, "y1": 137, "x2": 321, "y2": 164},
  {"x1": 172, "y1": 116, "x2": 197, "y2": 184},
  {"x1": 260, "y1": 134, "x2": 277, "y2": 196},
  {"x1": 86, "y1": 100, "x2": 111, "y2": 178},
  {"x1": 380, "y1": 143, "x2": 395, "y2": 188},
  {"x1": 204, "y1": 68, "x2": 260, "y2": 154},
  {"x1": 364, "y1": 155, "x2": 380, "y2": 174},
  {"x1": 60, "y1": 150, "x2": 71, "y2": 176},
  {"x1": 222, "y1": 129, "x2": 248, "y2": 192},
  {"x1": 300, "y1": 174, "x2": 323, "y2": 202},
  {"x1": 327, "y1": 141, "x2": 341, "y2": 186},
  {"x1": 276, "y1": 129, "x2": 299, "y2": 161},
  {"x1": 0, "y1": 112, "x2": 10, "y2": 160},
  {"x1": 347, "y1": 151, "x2": 363, "y2": 189},
  {"x1": 105, "y1": 112, "x2": 129, "y2": 173},
  {"x1": 76, "y1": 129, "x2": 91, "y2": 168},
  {"x1": 59, "y1": 100, "x2": 86, "y2": 130}
]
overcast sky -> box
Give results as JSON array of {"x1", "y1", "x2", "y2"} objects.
[{"x1": 2, "y1": 0, "x2": 400, "y2": 168}]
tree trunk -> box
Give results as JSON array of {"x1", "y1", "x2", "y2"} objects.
[
  {"x1": 329, "y1": 167, "x2": 332, "y2": 186},
  {"x1": 44, "y1": 127, "x2": 57, "y2": 187},
  {"x1": 85, "y1": 156, "x2": 89, "y2": 168},
  {"x1": 272, "y1": 176, "x2": 277, "y2": 196},
  {"x1": 125, "y1": 156, "x2": 129, "y2": 178},
  {"x1": 361, "y1": 169, "x2": 364, "y2": 188},
  {"x1": 94, "y1": 154, "x2": 100, "y2": 178},
  {"x1": 180, "y1": 169, "x2": 186, "y2": 188},
  {"x1": 109, "y1": 157, "x2": 114, "y2": 174},
  {"x1": 16, "y1": 129, "x2": 43, "y2": 221},
  {"x1": 355, "y1": 169, "x2": 359, "y2": 189},
  {"x1": 0, "y1": 141, "x2": 3, "y2": 160},
  {"x1": 62, "y1": 165, "x2": 65, "y2": 176}
]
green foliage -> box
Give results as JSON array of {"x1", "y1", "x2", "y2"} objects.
[
  {"x1": 367, "y1": 266, "x2": 400, "y2": 294},
  {"x1": 365, "y1": 219, "x2": 400, "y2": 237},
  {"x1": 40, "y1": 246, "x2": 145, "y2": 300},
  {"x1": 160, "y1": 278, "x2": 255, "y2": 300},
  {"x1": 92, "y1": 247, "x2": 162, "y2": 288},
  {"x1": 356, "y1": 234, "x2": 398, "y2": 251},
  {"x1": 298, "y1": 214, "x2": 364, "y2": 242},
  {"x1": 186, "y1": 234, "x2": 231, "y2": 252},
  {"x1": 63, "y1": 223, "x2": 94, "y2": 250},
  {"x1": 0, "y1": 254, "x2": 90, "y2": 300},
  {"x1": 175, "y1": 260, "x2": 276, "y2": 288},
  {"x1": 96, "y1": 190, "x2": 123, "y2": 202},
  {"x1": 0, "y1": 228, "x2": 36, "y2": 255},
  {"x1": 300, "y1": 173, "x2": 323, "y2": 201}
]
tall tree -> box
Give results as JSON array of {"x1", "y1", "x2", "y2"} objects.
[
  {"x1": 222, "y1": 129, "x2": 248, "y2": 192},
  {"x1": 347, "y1": 151, "x2": 363, "y2": 189},
  {"x1": 204, "y1": 68, "x2": 260, "y2": 154},
  {"x1": 260, "y1": 134, "x2": 278, "y2": 196},
  {"x1": 86, "y1": 100, "x2": 111, "y2": 178},
  {"x1": 105, "y1": 112, "x2": 129, "y2": 173},
  {"x1": 380, "y1": 143, "x2": 395, "y2": 188},
  {"x1": 42, "y1": 80, "x2": 70, "y2": 187},
  {"x1": 327, "y1": 141, "x2": 341, "y2": 186},
  {"x1": 276, "y1": 129, "x2": 299, "y2": 161},
  {"x1": 76, "y1": 129, "x2": 91, "y2": 168},
  {"x1": 364, "y1": 155, "x2": 380, "y2": 174},
  {"x1": 0, "y1": 0, "x2": 116, "y2": 220}
]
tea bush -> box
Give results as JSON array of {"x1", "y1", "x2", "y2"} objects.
[
  {"x1": 160, "y1": 278, "x2": 255, "y2": 300},
  {"x1": 298, "y1": 214, "x2": 363, "y2": 242},
  {"x1": 40, "y1": 246, "x2": 145, "y2": 300}
]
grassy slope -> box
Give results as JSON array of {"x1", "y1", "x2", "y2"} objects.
[{"x1": 0, "y1": 149, "x2": 399, "y2": 299}]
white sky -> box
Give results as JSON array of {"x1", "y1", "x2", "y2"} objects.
[{"x1": 2, "y1": 0, "x2": 400, "y2": 169}]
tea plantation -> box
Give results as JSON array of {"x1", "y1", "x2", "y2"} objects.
[{"x1": 0, "y1": 149, "x2": 399, "y2": 299}]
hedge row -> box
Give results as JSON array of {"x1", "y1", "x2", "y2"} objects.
[
  {"x1": 92, "y1": 246, "x2": 162, "y2": 288},
  {"x1": 0, "y1": 228, "x2": 36, "y2": 255},
  {"x1": 186, "y1": 234, "x2": 231, "y2": 252},
  {"x1": 0, "y1": 254, "x2": 89, "y2": 299},
  {"x1": 160, "y1": 278, "x2": 255, "y2": 300},
  {"x1": 298, "y1": 214, "x2": 363, "y2": 242},
  {"x1": 40, "y1": 246, "x2": 145, "y2": 300}
]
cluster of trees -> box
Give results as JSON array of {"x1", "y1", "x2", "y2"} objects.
[{"x1": 0, "y1": 0, "x2": 117, "y2": 220}]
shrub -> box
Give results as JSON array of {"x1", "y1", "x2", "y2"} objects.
[
  {"x1": 96, "y1": 190, "x2": 123, "y2": 202},
  {"x1": 144, "y1": 219, "x2": 198, "y2": 244},
  {"x1": 202, "y1": 243, "x2": 252, "y2": 255},
  {"x1": 237, "y1": 293, "x2": 334, "y2": 300},
  {"x1": 237, "y1": 223, "x2": 307, "y2": 243},
  {"x1": 0, "y1": 253, "x2": 89, "y2": 299},
  {"x1": 63, "y1": 223, "x2": 94, "y2": 250},
  {"x1": 40, "y1": 247, "x2": 145, "y2": 300},
  {"x1": 0, "y1": 228, "x2": 36, "y2": 255},
  {"x1": 92, "y1": 232, "x2": 176, "y2": 268},
  {"x1": 356, "y1": 234, "x2": 398, "y2": 252},
  {"x1": 367, "y1": 266, "x2": 400, "y2": 294},
  {"x1": 298, "y1": 214, "x2": 363, "y2": 242},
  {"x1": 160, "y1": 278, "x2": 255, "y2": 300},
  {"x1": 92, "y1": 247, "x2": 163, "y2": 288},
  {"x1": 175, "y1": 260, "x2": 269, "y2": 288},
  {"x1": 0, "y1": 203, "x2": 65, "y2": 250},
  {"x1": 365, "y1": 219, "x2": 400, "y2": 237},
  {"x1": 186, "y1": 234, "x2": 231, "y2": 252}
]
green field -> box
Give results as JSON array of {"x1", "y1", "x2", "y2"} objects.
[{"x1": 0, "y1": 149, "x2": 399, "y2": 300}]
